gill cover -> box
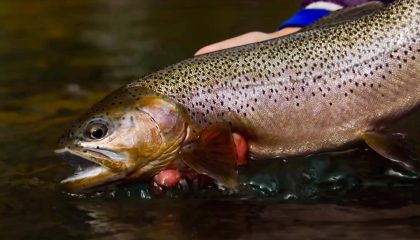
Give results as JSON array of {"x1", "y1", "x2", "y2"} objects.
[{"x1": 132, "y1": 97, "x2": 240, "y2": 189}]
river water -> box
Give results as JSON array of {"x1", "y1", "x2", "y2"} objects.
[{"x1": 1, "y1": 0, "x2": 420, "y2": 239}]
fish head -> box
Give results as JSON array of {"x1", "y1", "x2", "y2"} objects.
[{"x1": 56, "y1": 86, "x2": 189, "y2": 192}]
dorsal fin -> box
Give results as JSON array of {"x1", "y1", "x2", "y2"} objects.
[{"x1": 303, "y1": 1, "x2": 384, "y2": 31}]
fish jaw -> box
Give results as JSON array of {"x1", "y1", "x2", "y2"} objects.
[
  {"x1": 56, "y1": 148, "x2": 128, "y2": 192},
  {"x1": 60, "y1": 165, "x2": 124, "y2": 193}
]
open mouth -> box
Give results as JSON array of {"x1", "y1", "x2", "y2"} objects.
[
  {"x1": 58, "y1": 151, "x2": 107, "y2": 183},
  {"x1": 55, "y1": 148, "x2": 128, "y2": 192}
]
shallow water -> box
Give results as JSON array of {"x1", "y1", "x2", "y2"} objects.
[{"x1": 1, "y1": 0, "x2": 420, "y2": 239}]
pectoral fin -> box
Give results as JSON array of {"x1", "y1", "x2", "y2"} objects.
[
  {"x1": 362, "y1": 131, "x2": 420, "y2": 172},
  {"x1": 180, "y1": 124, "x2": 239, "y2": 189}
]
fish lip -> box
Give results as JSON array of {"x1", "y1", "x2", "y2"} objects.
[
  {"x1": 60, "y1": 166, "x2": 124, "y2": 193},
  {"x1": 83, "y1": 147, "x2": 128, "y2": 162}
]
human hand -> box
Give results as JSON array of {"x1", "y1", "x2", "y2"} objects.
[
  {"x1": 150, "y1": 133, "x2": 248, "y2": 195},
  {"x1": 195, "y1": 27, "x2": 301, "y2": 56}
]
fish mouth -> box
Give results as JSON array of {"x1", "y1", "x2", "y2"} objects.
[{"x1": 55, "y1": 148, "x2": 126, "y2": 192}]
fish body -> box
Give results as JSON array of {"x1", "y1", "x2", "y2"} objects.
[
  {"x1": 57, "y1": 0, "x2": 420, "y2": 192},
  {"x1": 132, "y1": 0, "x2": 419, "y2": 158}
]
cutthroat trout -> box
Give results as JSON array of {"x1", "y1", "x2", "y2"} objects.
[{"x1": 56, "y1": 0, "x2": 420, "y2": 192}]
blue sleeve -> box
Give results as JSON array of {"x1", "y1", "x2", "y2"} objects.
[
  {"x1": 278, "y1": 0, "x2": 395, "y2": 29},
  {"x1": 301, "y1": 0, "x2": 394, "y2": 8}
]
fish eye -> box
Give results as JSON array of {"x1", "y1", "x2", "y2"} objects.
[{"x1": 86, "y1": 122, "x2": 108, "y2": 140}]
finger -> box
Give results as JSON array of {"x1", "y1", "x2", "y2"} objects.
[
  {"x1": 153, "y1": 169, "x2": 181, "y2": 187},
  {"x1": 195, "y1": 31, "x2": 269, "y2": 56},
  {"x1": 233, "y1": 133, "x2": 248, "y2": 166},
  {"x1": 269, "y1": 27, "x2": 301, "y2": 38},
  {"x1": 194, "y1": 28, "x2": 301, "y2": 56}
]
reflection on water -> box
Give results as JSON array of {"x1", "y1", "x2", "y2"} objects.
[
  {"x1": 1, "y1": 0, "x2": 420, "y2": 239},
  {"x1": 73, "y1": 200, "x2": 420, "y2": 240}
]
